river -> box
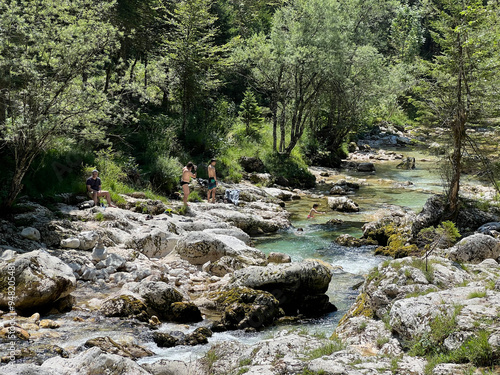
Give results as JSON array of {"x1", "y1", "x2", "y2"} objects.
[{"x1": 137, "y1": 149, "x2": 456, "y2": 364}]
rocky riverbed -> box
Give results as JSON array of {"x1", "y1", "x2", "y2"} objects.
[{"x1": 2, "y1": 142, "x2": 500, "y2": 374}]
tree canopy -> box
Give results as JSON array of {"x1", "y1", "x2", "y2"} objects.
[{"x1": 0, "y1": 0, "x2": 499, "y2": 214}]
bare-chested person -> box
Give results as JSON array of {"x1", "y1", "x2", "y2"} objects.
[
  {"x1": 181, "y1": 162, "x2": 197, "y2": 205},
  {"x1": 207, "y1": 159, "x2": 217, "y2": 203}
]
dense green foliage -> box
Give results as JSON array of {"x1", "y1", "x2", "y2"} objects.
[{"x1": 1, "y1": 0, "x2": 499, "y2": 207}]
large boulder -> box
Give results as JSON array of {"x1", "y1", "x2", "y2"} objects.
[
  {"x1": 174, "y1": 231, "x2": 266, "y2": 266},
  {"x1": 0, "y1": 250, "x2": 76, "y2": 314},
  {"x1": 228, "y1": 260, "x2": 336, "y2": 316},
  {"x1": 357, "y1": 162, "x2": 376, "y2": 172},
  {"x1": 210, "y1": 287, "x2": 283, "y2": 331},
  {"x1": 412, "y1": 195, "x2": 499, "y2": 235},
  {"x1": 329, "y1": 179, "x2": 360, "y2": 196},
  {"x1": 153, "y1": 327, "x2": 212, "y2": 348},
  {"x1": 390, "y1": 287, "x2": 500, "y2": 347},
  {"x1": 122, "y1": 280, "x2": 184, "y2": 320},
  {"x1": 99, "y1": 294, "x2": 150, "y2": 322},
  {"x1": 126, "y1": 228, "x2": 179, "y2": 258},
  {"x1": 263, "y1": 187, "x2": 293, "y2": 201},
  {"x1": 174, "y1": 232, "x2": 225, "y2": 265},
  {"x1": 448, "y1": 233, "x2": 500, "y2": 264},
  {"x1": 20, "y1": 227, "x2": 41, "y2": 241},
  {"x1": 327, "y1": 196, "x2": 359, "y2": 212}
]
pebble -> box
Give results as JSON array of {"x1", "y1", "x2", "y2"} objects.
[{"x1": 40, "y1": 319, "x2": 60, "y2": 329}]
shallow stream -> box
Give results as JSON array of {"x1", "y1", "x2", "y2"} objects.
[
  {"x1": 138, "y1": 149, "x2": 452, "y2": 363},
  {"x1": 19, "y1": 149, "x2": 467, "y2": 364}
]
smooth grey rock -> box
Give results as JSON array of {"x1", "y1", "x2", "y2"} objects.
[
  {"x1": 60, "y1": 238, "x2": 80, "y2": 249},
  {"x1": 0, "y1": 250, "x2": 76, "y2": 313},
  {"x1": 126, "y1": 228, "x2": 179, "y2": 258},
  {"x1": 448, "y1": 233, "x2": 500, "y2": 264},
  {"x1": 357, "y1": 162, "x2": 375, "y2": 172},
  {"x1": 141, "y1": 359, "x2": 190, "y2": 375},
  {"x1": 476, "y1": 221, "x2": 500, "y2": 235},
  {"x1": 203, "y1": 227, "x2": 251, "y2": 244},
  {"x1": 20, "y1": 227, "x2": 41, "y2": 241},
  {"x1": 267, "y1": 252, "x2": 291, "y2": 264},
  {"x1": 327, "y1": 196, "x2": 359, "y2": 212},
  {"x1": 263, "y1": 187, "x2": 292, "y2": 201},
  {"x1": 175, "y1": 231, "x2": 266, "y2": 266}
]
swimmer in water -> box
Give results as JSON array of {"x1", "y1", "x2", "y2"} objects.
[{"x1": 307, "y1": 203, "x2": 326, "y2": 219}]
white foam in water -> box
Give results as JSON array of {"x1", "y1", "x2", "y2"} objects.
[
  {"x1": 138, "y1": 330, "x2": 265, "y2": 364},
  {"x1": 332, "y1": 256, "x2": 384, "y2": 275}
]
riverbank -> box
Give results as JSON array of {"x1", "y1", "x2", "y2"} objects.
[{"x1": 2, "y1": 148, "x2": 500, "y2": 374}]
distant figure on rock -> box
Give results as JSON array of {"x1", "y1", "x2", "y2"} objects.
[
  {"x1": 86, "y1": 169, "x2": 116, "y2": 207},
  {"x1": 181, "y1": 162, "x2": 197, "y2": 206},
  {"x1": 307, "y1": 204, "x2": 326, "y2": 219},
  {"x1": 207, "y1": 159, "x2": 217, "y2": 203},
  {"x1": 396, "y1": 157, "x2": 416, "y2": 170}
]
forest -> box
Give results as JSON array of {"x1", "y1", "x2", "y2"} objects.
[{"x1": 1, "y1": 0, "x2": 499, "y2": 212}]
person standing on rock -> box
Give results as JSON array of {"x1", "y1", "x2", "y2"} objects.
[
  {"x1": 207, "y1": 159, "x2": 217, "y2": 203},
  {"x1": 86, "y1": 169, "x2": 116, "y2": 207},
  {"x1": 181, "y1": 162, "x2": 197, "y2": 205},
  {"x1": 307, "y1": 204, "x2": 325, "y2": 219}
]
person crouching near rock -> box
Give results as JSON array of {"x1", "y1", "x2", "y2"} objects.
[
  {"x1": 207, "y1": 159, "x2": 217, "y2": 203},
  {"x1": 86, "y1": 169, "x2": 116, "y2": 207},
  {"x1": 181, "y1": 162, "x2": 197, "y2": 206}
]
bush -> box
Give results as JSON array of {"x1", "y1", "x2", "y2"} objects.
[
  {"x1": 264, "y1": 152, "x2": 316, "y2": 188},
  {"x1": 417, "y1": 221, "x2": 461, "y2": 249},
  {"x1": 22, "y1": 146, "x2": 95, "y2": 198},
  {"x1": 188, "y1": 191, "x2": 203, "y2": 202},
  {"x1": 424, "y1": 331, "x2": 494, "y2": 374},
  {"x1": 150, "y1": 156, "x2": 183, "y2": 194}
]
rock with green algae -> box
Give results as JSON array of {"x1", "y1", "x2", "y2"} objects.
[
  {"x1": 227, "y1": 259, "x2": 336, "y2": 316},
  {"x1": 170, "y1": 301, "x2": 203, "y2": 323},
  {"x1": 335, "y1": 234, "x2": 377, "y2": 247},
  {"x1": 152, "y1": 327, "x2": 213, "y2": 347},
  {"x1": 99, "y1": 294, "x2": 150, "y2": 322},
  {"x1": 374, "y1": 233, "x2": 419, "y2": 258},
  {"x1": 209, "y1": 286, "x2": 283, "y2": 331}
]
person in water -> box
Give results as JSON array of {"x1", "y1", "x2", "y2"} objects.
[
  {"x1": 181, "y1": 162, "x2": 197, "y2": 205},
  {"x1": 207, "y1": 159, "x2": 217, "y2": 203},
  {"x1": 307, "y1": 203, "x2": 325, "y2": 219}
]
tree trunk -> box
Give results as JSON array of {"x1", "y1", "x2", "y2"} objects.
[
  {"x1": 271, "y1": 100, "x2": 277, "y2": 152},
  {"x1": 447, "y1": 34, "x2": 467, "y2": 218},
  {"x1": 3, "y1": 154, "x2": 33, "y2": 208},
  {"x1": 447, "y1": 115, "x2": 466, "y2": 216}
]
